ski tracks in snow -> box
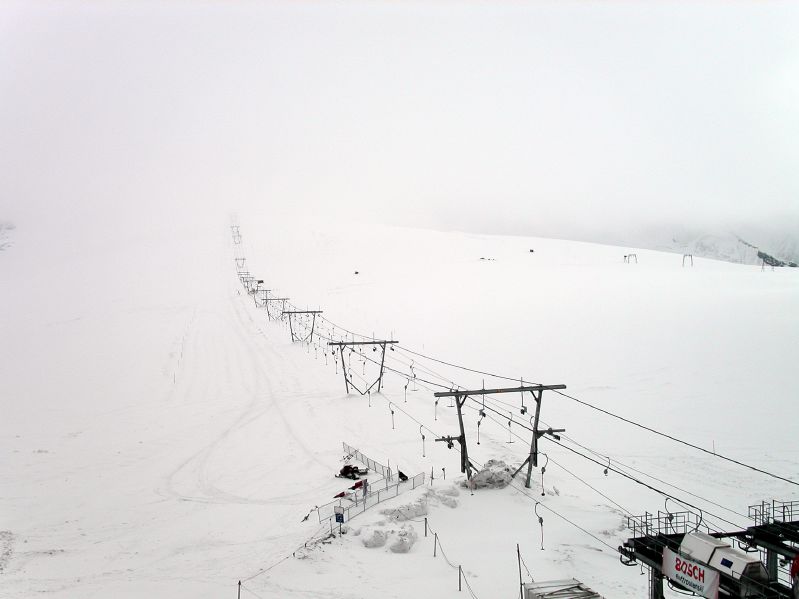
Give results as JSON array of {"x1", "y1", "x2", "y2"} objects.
[{"x1": 156, "y1": 290, "x2": 332, "y2": 507}]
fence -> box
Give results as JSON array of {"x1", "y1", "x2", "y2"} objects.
[
  {"x1": 342, "y1": 442, "x2": 394, "y2": 480},
  {"x1": 317, "y1": 471, "x2": 426, "y2": 523},
  {"x1": 390, "y1": 510, "x2": 481, "y2": 598},
  {"x1": 315, "y1": 443, "x2": 425, "y2": 524}
]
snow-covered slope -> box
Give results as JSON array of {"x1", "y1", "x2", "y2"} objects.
[
  {"x1": 590, "y1": 223, "x2": 799, "y2": 266},
  {"x1": 1, "y1": 216, "x2": 797, "y2": 599}
]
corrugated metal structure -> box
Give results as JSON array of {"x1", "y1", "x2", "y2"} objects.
[{"x1": 523, "y1": 578, "x2": 604, "y2": 599}]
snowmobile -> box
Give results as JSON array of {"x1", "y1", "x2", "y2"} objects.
[{"x1": 336, "y1": 465, "x2": 368, "y2": 480}]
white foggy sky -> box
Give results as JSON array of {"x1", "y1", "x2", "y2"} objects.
[{"x1": 1, "y1": 0, "x2": 798, "y2": 240}]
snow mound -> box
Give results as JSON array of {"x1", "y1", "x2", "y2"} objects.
[
  {"x1": 362, "y1": 529, "x2": 388, "y2": 548},
  {"x1": 382, "y1": 485, "x2": 461, "y2": 522},
  {"x1": 389, "y1": 525, "x2": 418, "y2": 554},
  {"x1": 437, "y1": 485, "x2": 460, "y2": 502},
  {"x1": 359, "y1": 523, "x2": 418, "y2": 553},
  {"x1": 463, "y1": 459, "x2": 512, "y2": 489}
]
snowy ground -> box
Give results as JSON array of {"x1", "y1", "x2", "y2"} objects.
[{"x1": 1, "y1": 215, "x2": 797, "y2": 599}]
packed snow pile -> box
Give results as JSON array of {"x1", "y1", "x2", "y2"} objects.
[
  {"x1": 355, "y1": 523, "x2": 418, "y2": 553},
  {"x1": 359, "y1": 528, "x2": 388, "y2": 548},
  {"x1": 0, "y1": 220, "x2": 14, "y2": 251},
  {"x1": 382, "y1": 486, "x2": 461, "y2": 522},
  {"x1": 464, "y1": 459, "x2": 513, "y2": 489}
]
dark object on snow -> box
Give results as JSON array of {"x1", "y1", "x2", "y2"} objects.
[
  {"x1": 529, "y1": 249, "x2": 534, "y2": 253},
  {"x1": 758, "y1": 250, "x2": 786, "y2": 268},
  {"x1": 354, "y1": 271, "x2": 359, "y2": 275},
  {"x1": 398, "y1": 470, "x2": 409, "y2": 482},
  {"x1": 350, "y1": 480, "x2": 364, "y2": 490},
  {"x1": 338, "y1": 464, "x2": 367, "y2": 480},
  {"x1": 341, "y1": 465, "x2": 357, "y2": 476}
]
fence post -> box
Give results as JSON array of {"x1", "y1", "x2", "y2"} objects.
[
  {"x1": 434, "y1": 533, "x2": 438, "y2": 557},
  {"x1": 425, "y1": 517, "x2": 428, "y2": 537},
  {"x1": 459, "y1": 565, "x2": 462, "y2": 591}
]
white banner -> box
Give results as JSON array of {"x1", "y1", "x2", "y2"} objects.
[{"x1": 662, "y1": 548, "x2": 720, "y2": 599}]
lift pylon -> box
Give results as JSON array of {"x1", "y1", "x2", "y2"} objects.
[
  {"x1": 327, "y1": 340, "x2": 398, "y2": 395},
  {"x1": 282, "y1": 310, "x2": 322, "y2": 342},
  {"x1": 435, "y1": 385, "x2": 566, "y2": 484}
]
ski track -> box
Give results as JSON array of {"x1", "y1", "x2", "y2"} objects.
[{"x1": 158, "y1": 290, "x2": 331, "y2": 508}]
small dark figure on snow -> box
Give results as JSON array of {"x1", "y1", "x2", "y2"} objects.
[
  {"x1": 398, "y1": 470, "x2": 409, "y2": 482},
  {"x1": 339, "y1": 465, "x2": 360, "y2": 480}
]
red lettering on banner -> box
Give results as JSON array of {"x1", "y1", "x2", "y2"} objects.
[
  {"x1": 674, "y1": 557, "x2": 707, "y2": 582},
  {"x1": 663, "y1": 547, "x2": 718, "y2": 599}
]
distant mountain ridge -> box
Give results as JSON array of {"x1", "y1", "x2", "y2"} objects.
[
  {"x1": 0, "y1": 220, "x2": 15, "y2": 252},
  {"x1": 610, "y1": 224, "x2": 799, "y2": 266}
]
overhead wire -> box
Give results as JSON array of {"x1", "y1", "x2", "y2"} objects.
[
  {"x1": 234, "y1": 232, "x2": 793, "y2": 594},
  {"x1": 308, "y1": 316, "x2": 752, "y2": 536},
  {"x1": 464, "y1": 390, "x2": 751, "y2": 522},
  {"x1": 393, "y1": 346, "x2": 798, "y2": 488},
  {"x1": 463, "y1": 403, "x2": 635, "y2": 517},
  {"x1": 293, "y1": 314, "x2": 799, "y2": 586}
]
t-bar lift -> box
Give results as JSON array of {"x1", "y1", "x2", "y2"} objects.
[
  {"x1": 434, "y1": 384, "x2": 565, "y2": 486},
  {"x1": 327, "y1": 340, "x2": 398, "y2": 395}
]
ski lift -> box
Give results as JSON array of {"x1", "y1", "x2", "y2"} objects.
[
  {"x1": 520, "y1": 378, "x2": 527, "y2": 415},
  {"x1": 540, "y1": 453, "x2": 549, "y2": 497},
  {"x1": 535, "y1": 502, "x2": 545, "y2": 550}
]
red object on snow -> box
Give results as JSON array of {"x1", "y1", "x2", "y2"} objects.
[
  {"x1": 333, "y1": 491, "x2": 346, "y2": 498},
  {"x1": 350, "y1": 480, "x2": 364, "y2": 490}
]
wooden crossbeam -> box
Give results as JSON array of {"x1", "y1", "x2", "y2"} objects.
[
  {"x1": 434, "y1": 384, "x2": 566, "y2": 398},
  {"x1": 435, "y1": 383, "x2": 567, "y2": 489},
  {"x1": 331, "y1": 340, "x2": 398, "y2": 395},
  {"x1": 327, "y1": 340, "x2": 398, "y2": 346}
]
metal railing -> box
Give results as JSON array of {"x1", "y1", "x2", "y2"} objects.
[
  {"x1": 748, "y1": 500, "x2": 799, "y2": 526},
  {"x1": 342, "y1": 442, "x2": 394, "y2": 480},
  {"x1": 626, "y1": 510, "x2": 712, "y2": 538},
  {"x1": 318, "y1": 472, "x2": 425, "y2": 523},
  {"x1": 315, "y1": 443, "x2": 426, "y2": 524}
]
